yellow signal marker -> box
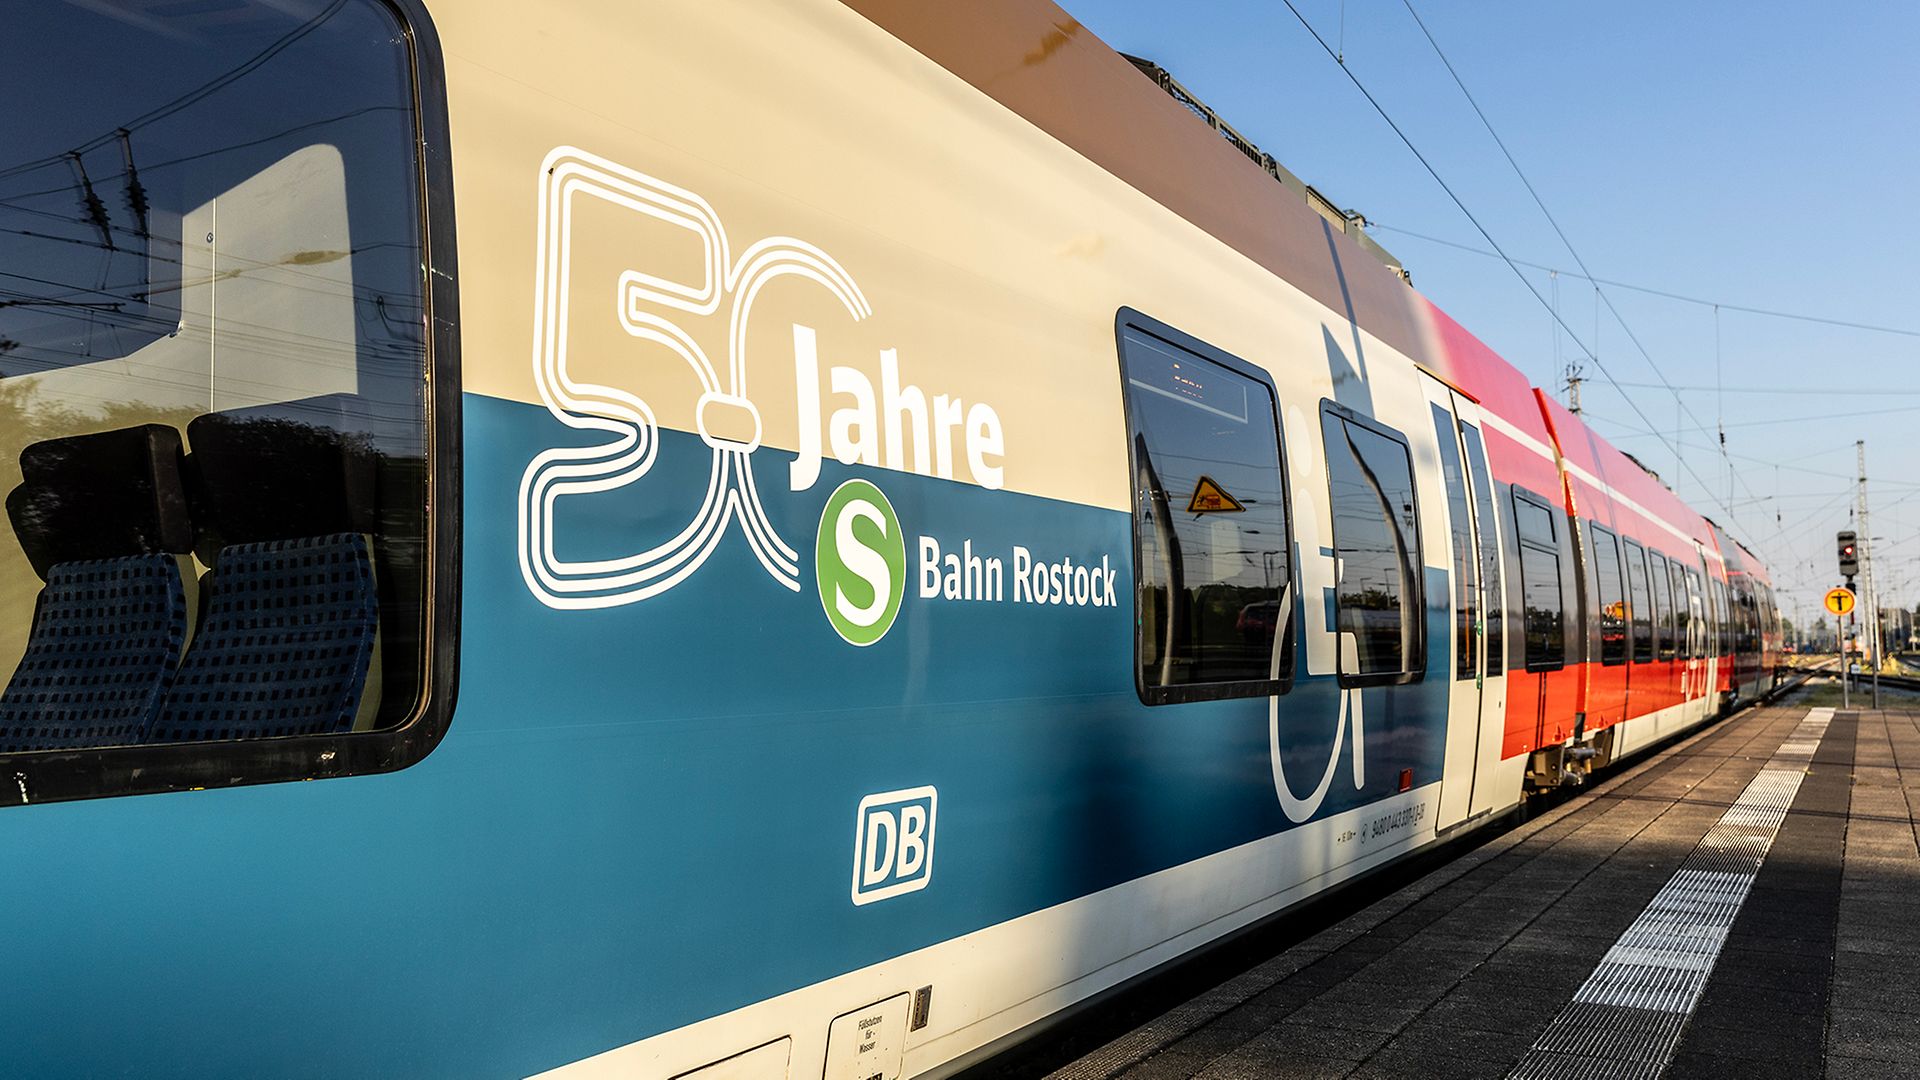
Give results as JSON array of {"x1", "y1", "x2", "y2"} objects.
[{"x1": 1187, "y1": 475, "x2": 1245, "y2": 514}]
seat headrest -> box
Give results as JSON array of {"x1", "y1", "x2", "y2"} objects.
[
  {"x1": 6, "y1": 424, "x2": 194, "y2": 580},
  {"x1": 185, "y1": 401, "x2": 378, "y2": 564}
]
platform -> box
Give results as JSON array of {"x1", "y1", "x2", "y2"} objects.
[{"x1": 1045, "y1": 691, "x2": 1920, "y2": 1079}]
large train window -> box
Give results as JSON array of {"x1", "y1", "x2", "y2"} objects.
[
  {"x1": 0, "y1": 0, "x2": 458, "y2": 805},
  {"x1": 1116, "y1": 311, "x2": 1293, "y2": 704},
  {"x1": 1321, "y1": 403, "x2": 1423, "y2": 686},
  {"x1": 1590, "y1": 523, "x2": 1628, "y2": 666},
  {"x1": 1459, "y1": 424, "x2": 1503, "y2": 676},
  {"x1": 1511, "y1": 490, "x2": 1564, "y2": 670},
  {"x1": 1430, "y1": 407, "x2": 1476, "y2": 679},
  {"x1": 1624, "y1": 539, "x2": 1653, "y2": 663}
]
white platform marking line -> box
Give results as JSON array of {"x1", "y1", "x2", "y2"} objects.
[{"x1": 1509, "y1": 707, "x2": 1834, "y2": 1078}]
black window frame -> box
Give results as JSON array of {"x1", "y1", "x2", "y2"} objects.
[
  {"x1": 1728, "y1": 576, "x2": 1743, "y2": 653},
  {"x1": 1114, "y1": 307, "x2": 1297, "y2": 706},
  {"x1": 1650, "y1": 551, "x2": 1675, "y2": 660},
  {"x1": 0, "y1": 0, "x2": 462, "y2": 808},
  {"x1": 1625, "y1": 537, "x2": 1653, "y2": 664},
  {"x1": 1430, "y1": 405, "x2": 1477, "y2": 681},
  {"x1": 1590, "y1": 522, "x2": 1628, "y2": 666},
  {"x1": 1458, "y1": 423, "x2": 1504, "y2": 677},
  {"x1": 1667, "y1": 558, "x2": 1690, "y2": 661},
  {"x1": 1685, "y1": 566, "x2": 1705, "y2": 660},
  {"x1": 1511, "y1": 487, "x2": 1565, "y2": 672},
  {"x1": 1320, "y1": 399, "x2": 1426, "y2": 689}
]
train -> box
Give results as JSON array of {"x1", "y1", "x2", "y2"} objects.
[{"x1": 0, "y1": 0, "x2": 1781, "y2": 1076}]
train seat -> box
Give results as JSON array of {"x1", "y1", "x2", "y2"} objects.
[
  {"x1": 149, "y1": 403, "x2": 382, "y2": 742},
  {"x1": 0, "y1": 425, "x2": 196, "y2": 751}
]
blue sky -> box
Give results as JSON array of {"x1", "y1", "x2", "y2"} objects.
[{"x1": 1066, "y1": 0, "x2": 1920, "y2": 638}]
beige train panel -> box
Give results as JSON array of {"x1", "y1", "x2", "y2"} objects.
[{"x1": 439, "y1": 0, "x2": 1431, "y2": 514}]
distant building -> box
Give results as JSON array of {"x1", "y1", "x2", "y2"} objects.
[{"x1": 1881, "y1": 605, "x2": 1915, "y2": 653}]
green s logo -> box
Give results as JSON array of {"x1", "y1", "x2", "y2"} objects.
[{"x1": 816, "y1": 479, "x2": 906, "y2": 646}]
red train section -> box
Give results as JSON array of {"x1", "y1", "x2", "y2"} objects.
[{"x1": 1421, "y1": 300, "x2": 1781, "y2": 790}]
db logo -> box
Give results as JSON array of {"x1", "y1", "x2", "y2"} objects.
[{"x1": 852, "y1": 786, "x2": 937, "y2": 905}]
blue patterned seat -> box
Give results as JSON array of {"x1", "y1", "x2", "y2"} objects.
[
  {"x1": 3, "y1": 424, "x2": 195, "y2": 752},
  {"x1": 149, "y1": 533, "x2": 377, "y2": 741},
  {"x1": 0, "y1": 554, "x2": 187, "y2": 751}
]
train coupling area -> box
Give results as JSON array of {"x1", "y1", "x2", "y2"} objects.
[{"x1": 1026, "y1": 691, "x2": 1920, "y2": 1079}]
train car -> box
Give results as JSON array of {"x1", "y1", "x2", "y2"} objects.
[{"x1": 0, "y1": 0, "x2": 1779, "y2": 1076}]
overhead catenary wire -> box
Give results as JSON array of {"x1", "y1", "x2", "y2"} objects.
[
  {"x1": 1578, "y1": 414, "x2": 1920, "y2": 489},
  {"x1": 1368, "y1": 221, "x2": 1920, "y2": 339},
  {"x1": 1398, "y1": 0, "x2": 1727, "y2": 438},
  {"x1": 0, "y1": 0, "x2": 350, "y2": 182},
  {"x1": 1607, "y1": 381, "x2": 1920, "y2": 397},
  {"x1": 1395, "y1": 0, "x2": 1808, "y2": 549},
  {"x1": 1277, "y1": 0, "x2": 1755, "y2": 542}
]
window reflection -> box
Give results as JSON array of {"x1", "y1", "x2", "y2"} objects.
[
  {"x1": 1459, "y1": 424, "x2": 1503, "y2": 675},
  {"x1": 1121, "y1": 325, "x2": 1291, "y2": 699},
  {"x1": 1430, "y1": 406, "x2": 1476, "y2": 680},
  {"x1": 1651, "y1": 552, "x2": 1675, "y2": 659},
  {"x1": 0, "y1": 0, "x2": 429, "y2": 753},
  {"x1": 1513, "y1": 492, "x2": 1563, "y2": 670},
  {"x1": 1625, "y1": 539, "x2": 1653, "y2": 663},
  {"x1": 1322, "y1": 411, "x2": 1421, "y2": 682},
  {"x1": 1592, "y1": 524, "x2": 1628, "y2": 666}
]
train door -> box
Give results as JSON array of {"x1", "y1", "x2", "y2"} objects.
[{"x1": 1424, "y1": 377, "x2": 1507, "y2": 829}]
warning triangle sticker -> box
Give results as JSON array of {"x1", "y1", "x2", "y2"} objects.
[{"x1": 1187, "y1": 475, "x2": 1245, "y2": 514}]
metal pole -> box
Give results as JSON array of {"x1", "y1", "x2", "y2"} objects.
[{"x1": 1860, "y1": 440, "x2": 1880, "y2": 708}]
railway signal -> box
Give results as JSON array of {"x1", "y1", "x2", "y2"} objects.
[{"x1": 1838, "y1": 530, "x2": 1859, "y2": 578}]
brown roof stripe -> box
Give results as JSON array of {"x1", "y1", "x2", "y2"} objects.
[{"x1": 839, "y1": 0, "x2": 1434, "y2": 364}]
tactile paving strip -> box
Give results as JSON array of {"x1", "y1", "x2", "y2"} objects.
[{"x1": 1509, "y1": 707, "x2": 1834, "y2": 1079}]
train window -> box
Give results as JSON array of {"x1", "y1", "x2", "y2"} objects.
[
  {"x1": 1731, "y1": 580, "x2": 1752, "y2": 654},
  {"x1": 1459, "y1": 424, "x2": 1503, "y2": 676},
  {"x1": 1667, "y1": 559, "x2": 1690, "y2": 660},
  {"x1": 1712, "y1": 576, "x2": 1728, "y2": 653},
  {"x1": 1710, "y1": 576, "x2": 1722, "y2": 656},
  {"x1": 1321, "y1": 404, "x2": 1423, "y2": 686},
  {"x1": 1741, "y1": 583, "x2": 1761, "y2": 654},
  {"x1": 1706, "y1": 576, "x2": 1721, "y2": 656},
  {"x1": 1430, "y1": 407, "x2": 1476, "y2": 679},
  {"x1": 1591, "y1": 524, "x2": 1628, "y2": 666},
  {"x1": 1117, "y1": 313, "x2": 1292, "y2": 704},
  {"x1": 1650, "y1": 552, "x2": 1675, "y2": 659},
  {"x1": 0, "y1": 0, "x2": 457, "y2": 804},
  {"x1": 1714, "y1": 576, "x2": 1732, "y2": 656},
  {"x1": 1703, "y1": 576, "x2": 1717, "y2": 656},
  {"x1": 1513, "y1": 498, "x2": 1556, "y2": 548},
  {"x1": 1625, "y1": 539, "x2": 1653, "y2": 663},
  {"x1": 1512, "y1": 490, "x2": 1564, "y2": 670},
  {"x1": 1686, "y1": 569, "x2": 1706, "y2": 659}
]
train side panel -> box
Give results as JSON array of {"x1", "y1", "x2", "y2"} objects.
[
  {"x1": 0, "y1": 0, "x2": 1782, "y2": 1076},
  {"x1": 447, "y1": 0, "x2": 1472, "y2": 1073}
]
